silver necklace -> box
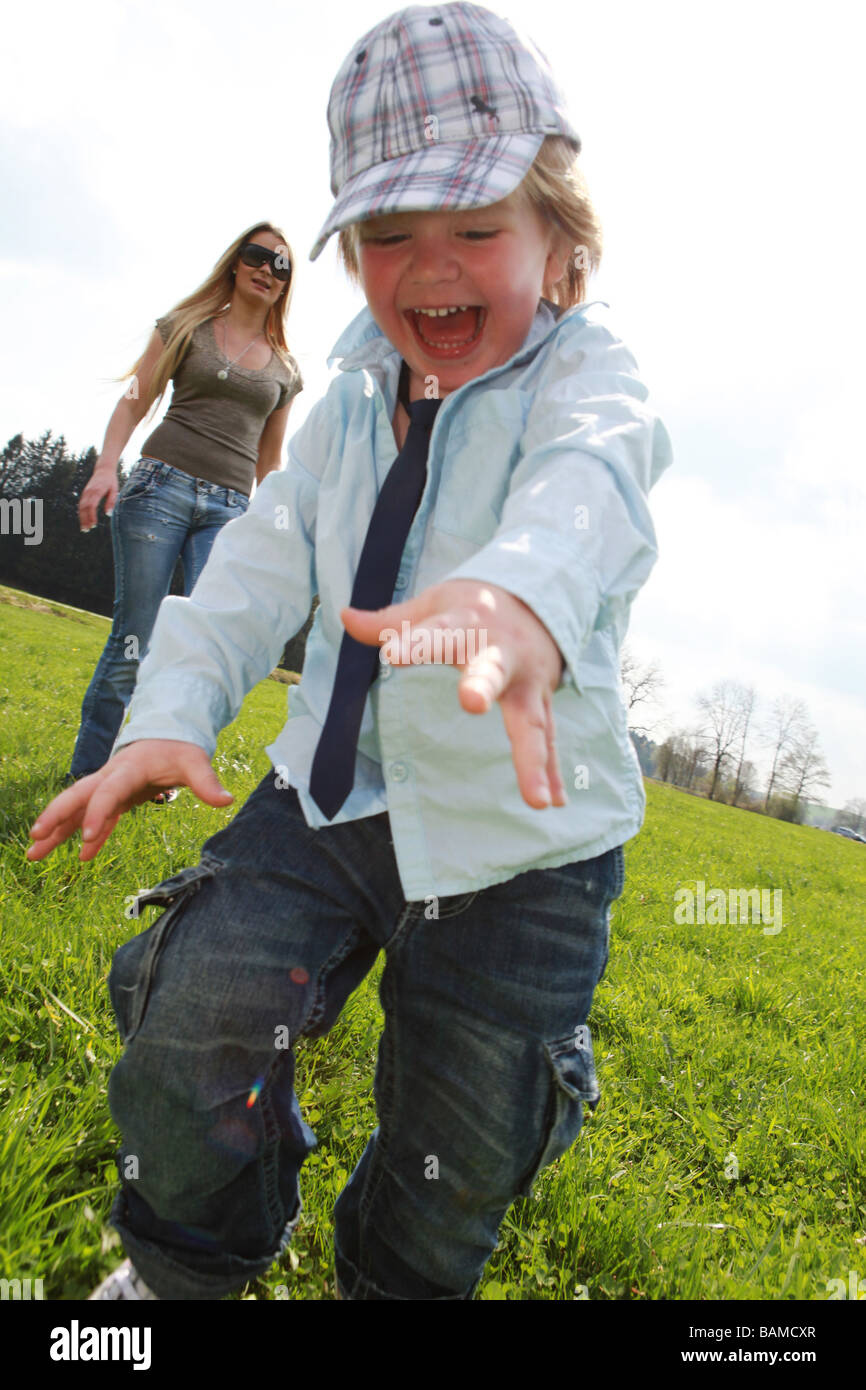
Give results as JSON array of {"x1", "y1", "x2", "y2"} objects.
[{"x1": 216, "y1": 316, "x2": 263, "y2": 380}]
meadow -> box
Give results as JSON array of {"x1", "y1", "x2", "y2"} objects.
[{"x1": 1, "y1": 583, "x2": 864, "y2": 1300}]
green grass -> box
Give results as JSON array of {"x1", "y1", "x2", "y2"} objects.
[{"x1": 1, "y1": 583, "x2": 864, "y2": 1300}]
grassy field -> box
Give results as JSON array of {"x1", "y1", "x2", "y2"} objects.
[{"x1": 1, "y1": 582, "x2": 864, "y2": 1301}]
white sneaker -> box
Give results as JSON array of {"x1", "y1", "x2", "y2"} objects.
[{"x1": 89, "y1": 1258, "x2": 159, "y2": 1300}]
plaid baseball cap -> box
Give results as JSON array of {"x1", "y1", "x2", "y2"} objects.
[{"x1": 309, "y1": 2, "x2": 579, "y2": 261}]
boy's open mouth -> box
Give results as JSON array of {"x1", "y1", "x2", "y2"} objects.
[{"x1": 405, "y1": 305, "x2": 485, "y2": 358}]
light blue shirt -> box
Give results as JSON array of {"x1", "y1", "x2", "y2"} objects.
[{"x1": 114, "y1": 298, "x2": 673, "y2": 900}]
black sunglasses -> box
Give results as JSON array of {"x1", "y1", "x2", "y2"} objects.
[{"x1": 238, "y1": 242, "x2": 292, "y2": 282}]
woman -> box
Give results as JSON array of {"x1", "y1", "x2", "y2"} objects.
[{"x1": 68, "y1": 222, "x2": 302, "y2": 799}]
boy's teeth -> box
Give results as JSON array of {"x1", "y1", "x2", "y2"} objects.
[{"x1": 410, "y1": 304, "x2": 482, "y2": 348}]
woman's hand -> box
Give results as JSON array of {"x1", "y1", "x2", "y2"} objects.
[
  {"x1": 78, "y1": 464, "x2": 119, "y2": 532},
  {"x1": 27, "y1": 741, "x2": 234, "y2": 863},
  {"x1": 78, "y1": 327, "x2": 164, "y2": 530},
  {"x1": 341, "y1": 579, "x2": 569, "y2": 810}
]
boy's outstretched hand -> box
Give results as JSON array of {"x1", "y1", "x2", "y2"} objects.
[
  {"x1": 342, "y1": 579, "x2": 568, "y2": 811},
  {"x1": 27, "y1": 742, "x2": 234, "y2": 863}
]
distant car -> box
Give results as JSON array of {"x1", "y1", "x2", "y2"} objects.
[{"x1": 832, "y1": 826, "x2": 866, "y2": 843}]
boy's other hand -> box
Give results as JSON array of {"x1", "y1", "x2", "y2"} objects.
[
  {"x1": 26, "y1": 742, "x2": 234, "y2": 863},
  {"x1": 342, "y1": 580, "x2": 568, "y2": 810}
]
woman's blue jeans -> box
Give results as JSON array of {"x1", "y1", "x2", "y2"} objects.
[
  {"x1": 106, "y1": 771, "x2": 624, "y2": 1300},
  {"x1": 68, "y1": 458, "x2": 249, "y2": 778}
]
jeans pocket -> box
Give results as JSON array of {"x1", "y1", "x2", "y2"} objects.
[
  {"x1": 434, "y1": 890, "x2": 479, "y2": 919},
  {"x1": 108, "y1": 859, "x2": 219, "y2": 1043},
  {"x1": 118, "y1": 460, "x2": 160, "y2": 502},
  {"x1": 517, "y1": 1024, "x2": 600, "y2": 1197}
]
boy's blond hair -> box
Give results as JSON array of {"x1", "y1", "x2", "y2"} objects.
[{"x1": 337, "y1": 136, "x2": 602, "y2": 308}]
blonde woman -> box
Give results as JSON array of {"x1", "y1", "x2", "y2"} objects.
[{"x1": 67, "y1": 223, "x2": 302, "y2": 795}]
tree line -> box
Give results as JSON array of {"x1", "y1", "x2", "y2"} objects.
[
  {"x1": 622, "y1": 649, "x2": 862, "y2": 831},
  {"x1": 0, "y1": 432, "x2": 120, "y2": 615},
  {"x1": 0, "y1": 432, "x2": 311, "y2": 670}
]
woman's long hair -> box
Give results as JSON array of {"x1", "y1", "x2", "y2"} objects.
[{"x1": 125, "y1": 221, "x2": 297, "y2": 416}]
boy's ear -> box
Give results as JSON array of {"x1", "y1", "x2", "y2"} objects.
[{"x1": 543, "y1": 227, "x2": 574, "y2": 298}]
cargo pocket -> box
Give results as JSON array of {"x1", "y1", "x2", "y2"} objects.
[
  {"x1": 518, "y1": 1024, "x2": 601, "y2": 1197},
  {"x1": 108, "y1": 857, "x2": 221, "y2": 1044}
]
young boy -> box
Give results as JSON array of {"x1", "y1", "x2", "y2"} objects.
[{"x1": 28, "y1": 2, "x2": 672, "y2": 1300}]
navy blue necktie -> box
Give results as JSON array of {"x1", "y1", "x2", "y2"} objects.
[{"x1": 309, "y1": 363, "x2": 442, "y2": 820}]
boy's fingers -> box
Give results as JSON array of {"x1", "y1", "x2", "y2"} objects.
[
  {"x1": 343, "y1": 601, "x2": 423, "y2": 646},
  {"x1": 375, "y1": 604, "x2": 492, "y2": 667},
  {"x1": 543, "y1": 695, "x2": 568, "y2": 807},
  {"x1": 79, "y1": 776, "x2": 147, "y2": 845},
  {"x1": 78, "y1": 810, "x2": 124, "y2": 862},
  {"x1": 458, "y1": 641, "x2": 511, "y2": 712},
  {"x1": 29, "y1": 781, "x2": 94, "y2": 842},
  {"x1": 343, "y1": 588, "x2": 461, "y2": 647},
  {"x1": 27, "y1": 748, "x2": 233, "y2": 863},
  {"x1": 26, "y1": 817, "x2": 82, "y2": 861},
  {"x1": 78, "y1": 752, "x2": 230, "y2": 844},
  {"x1": 182, "y1": 758, "x2": 234, "y2": 807},
  {"x1": 499, "y1": 682, "x2": 559, "y2": 809},
  {"x1": 28, "y1": 775, "x2": 116, "y2": 861}
]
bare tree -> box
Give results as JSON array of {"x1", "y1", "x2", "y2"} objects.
[
  {"x1": 656, "y1": 735, "x2": 675, "y2": 783},
  {"x1": 838, "y1": 797, "x2": 866, "y2": 833},
  {"x1": 762, "y1": 695, "x2": 808, "y2": 811},
  {"x1": 695, "y1": 680, "x2": 750, "y2": 802},
  {"x1": 721, "y1": 758, "x2": 760, "y2": 806},
  {"x1": 656, "y1": 727, "x2": 708, "y2": 791},
  {"x1": 620, "y1": 646, "x2": 665, "y2": 734},
  {"x1": 731, "y1": 684, "x2": 757, "y2": 806},
  {"x1": 682, "y1": 731, "x2": 710, "y2": 791},
  {"x1": 777, "y1": 721, "x2": 831, "y2": 819}
]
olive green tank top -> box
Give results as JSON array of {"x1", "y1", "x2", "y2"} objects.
[{"x1": 141, "y1": 313, "x2": 303, "y2": 496}]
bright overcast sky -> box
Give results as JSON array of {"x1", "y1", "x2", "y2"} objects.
[{"x1": 1, "y1": 0, "x2": 863, "y2": 808}]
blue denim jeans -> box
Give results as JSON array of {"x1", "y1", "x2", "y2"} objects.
[
  {"x1": 106, "y1": 771, "x2": 624, "y2": 1300},
  {"x1": 68, "y1": 458, "x2": 249, "y2": 778}
]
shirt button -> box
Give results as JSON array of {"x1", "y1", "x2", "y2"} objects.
[
  {"x1": 379, "y1": 662, "x2": 392, "y2": 681},
  {"x1": 395, "y1": 572, "x2": 409, "y2": 590},
  {"x1": 390, "y1": 762, "x2": 408, "y2": 782}
]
